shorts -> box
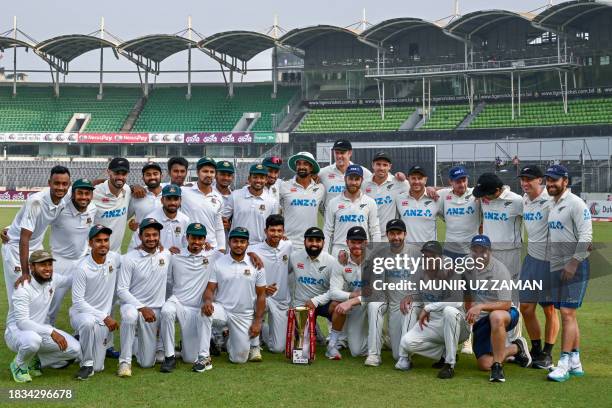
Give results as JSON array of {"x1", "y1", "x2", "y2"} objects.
[
  {"x1": 552, "y1": 259, "x2": 589, "y2": 310},
  {"x1": 315, "y1": 302, "x2": 333, "y2": 320},
  {"x1": 519, "y1": 255, "x2": 552, "y2": 305},
  {"x1": 472, "y1": 307, "x2": 519, "y2": 358}
]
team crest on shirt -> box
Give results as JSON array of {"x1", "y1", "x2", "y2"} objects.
[
  {"x1": 359, "y1": 204, "x2": 367, "y2": 209},
  {"x1": 313, "y1": 187, "x2": 320, "y2": 192},
  {"x1": 109, "y1": 265, "x2": 114, "y2": 274},
  {"x1": 175, "y1": 226, "x2": 181, "y2": 235},
  {"x1": 504, "y1": 201, "x2": 513, "y2": 207},
  {"x1": 203, "y1": 258, "x2": 209, "y2": 265},
  {"x1": 244, "y1": 269, "x2": 251, "y2": 276},
  {"x1": 282, "y1": 254, "x2": 288, "y2": 263},
  {"x1": 159, "y1": 259, "x2": 165, "y2": 266},
  {"x1": 272, "y1": 187, "x2": 277, "y2": 193},
  {"x1": 424, "y1": 200, "x2": 432, "y2": 206},
  {"x1": 86, "y1": 217, "x2": 93, "y2": 224},
  {"x1": 344, "y1": 267, "x2": 352, "y2": 273},
  {"x1": 387, "y1": 184, "x2": 394, "y2": 190},
  {"x1": 14, "y1": 266, "x2": 21, "y2": 273},
  {"x1": 211, "y1": 198, "x2": 217, "y2": 204},
  {"x1": 318, "y1": 266, "x2": 326, "y2": 272},
  {"x1": 297, "y1": 262, "x2": 304, "y2": 269},
  {"x1": 259, "y1": 204, "x2": 266, "y2": 211},
  {"x1": 49, "y1": 287, "x2": 53, "y2": 296}
]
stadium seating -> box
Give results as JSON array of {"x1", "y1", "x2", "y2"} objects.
[
  {"x1": 0, "y1": 86, "x2": 140, "y2": 132},
  {"x1": 296, "y1": 107, "x2": 413, "y2": 132},
  {"x1": 418, "y1": 105, "x2": 470, "y2": 130},
  {"x1": 132, "y1": 85, "x2": 297, "y2": 132},
  {"x1": 469, "y1": 98, "x2": 612, "y2": 129}
]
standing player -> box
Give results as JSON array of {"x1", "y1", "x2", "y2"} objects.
[
  {"x1": 222, "y1": 164, "x2": 279, "y2": 245},
  {"x1": 165, "y1": 157, "x2": 190, "y2": 187},
  {"x1": 127, "y1": 162, "x2": 163, "y2": 249},
  {"x1": 250, "y1": 215, "x2": 293, "y2": 353},
  {"x1": 181, "y1": 157, "x2": 226, "y2": 252},
  {"x1": 262, "y1": 156, "x2": 283, "y2": 204},
  {"x1": 214, "y1": 160, "x2": 235, "y2": 241},
  {"x1": 280, "y1": 152, "x2": 325, "y2": 249},
  {"x1": 70, "y1": 225, "x2": 121, "y2": 380},
  {"x1": 202, "y1": 227, "x2": 267, "y2": 364},
  {"x1": 116, "y1": 218, "x2": 171, "y2": 376},
  {"x1": 160, "y1": 223, "x2": 220, "y2": 373},
  {"x1": 518, "y1": 165, "x2": 558, "y2": 369},
  {"x1": 545, "y1": 165, "x2": 592, "y2": 382},
  {"x1": 145, "y1": 184, "x2": 190, "y2": 254},
  {"x1": 48, "y1": 178, "x2": 97, "y2": 325},
  {"x1": 323, "y1": 165, "x2": 380, "y2": 255},
  {"x1": 2, "y1": 166, "x2": 69, "y2": 304},
  {"x1": 5, "y1": 250, "x2": 79, "y2": 383}
]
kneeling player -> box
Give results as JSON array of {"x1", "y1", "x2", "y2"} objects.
[
  {"x1": 202, "y1": 227, "x2": 267, "y2": 364},
  {"x1": 464, "y1": 235, "x2": 531, "y2": 382}
]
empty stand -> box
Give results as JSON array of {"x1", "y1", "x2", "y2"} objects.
[
  {"x1": 296, "y1": 107, "x2": 413, "y2": 132},
  {"x1": 419, "y1": 105, "x2": 470, "y2": 130}
]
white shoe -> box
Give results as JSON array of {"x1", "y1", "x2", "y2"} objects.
[
  {"x1": 248, "y1": 346, "x2": 262, "y2": 362},
  {"x1": 155, "y1": 350, "x2": 165, "y2": 364},
  {"x1": 461, "y1": 340, "x2": 473, "y2": 355},
  {"x1": 364, "y1": 355, "x2": 381, "y2": 367},
  {"x1": 394, "y1": 357, "x2": 412, "y2": 371},
  {"x1": 547, "y1": 356, "x2": 570, "y2": 382},
  {"x1": 569, "y1": 352, "x2": 584, "y2": 377},
  {"x1": 325, "y1": 344, "x2": 342, "y2": 360},
  {"x1": 117, "y1": 362, "x2": 132, "y2": 378}
]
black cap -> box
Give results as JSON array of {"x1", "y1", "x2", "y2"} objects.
[
  {"x1": 332, "y1": 139, "x2": 352, "y2": 151},
  {"x1": 386, "y1": 219, "x2": 406, "y2": 233},
  {"x1": 142, "y1": 162, "x2": 162, "y2": 174},
  {"x1": 109, "y1": 157, "x2": 130, "y2": 172},
  {"x1": 372, "y1": 151, "x2": 391, "y2": 163},
  {"x1": 473, "y1": 173, "x2": 504, "y2": 198},
  {"x1": 139, "y1": 218, "x2": 164, "y2": 234},
  {"x1": 407, "y1": 165, "x2": 427, "y2": 177},
  {"x1": 346, "y1": 226, "x2": 367, "y2": 241},
  {"x1": 518, "y1": 166, "x2": 544, "y2": 179},
  {"x1": 304, "y1": 227, "x2": 325, "y2": 239},
  {"x1": 421, "y1": 241, "x2": 443, "y2": 256}
]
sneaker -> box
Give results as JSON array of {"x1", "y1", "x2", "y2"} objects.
[
  {"x1": 117, "y1": 362, "x2": 132, "y2": 378},
  {"x1": 325, "y1": 344, "x2": 342, "y2": 360},
  {"x1": 437, "y1": 363, "x2": 454, "y2": 379},
  {"x1": 336, "y1": 338, "x2": 348, "y2": 350},
  {"x1": 75, "y1": 366, "x2": 94, "y2": 380},
  {"x1": 531, "y1": 352, "x2": 553, "y2": 370},
  {"x1": 106, "y1": 347, "x2": 120, "y2": 359},
  {"x1": 248, "y1": 346, "x2": 262, "y2": 362},
  {"x1": 394, "y1": 357, "x2": 412, "y2": 371},
  {"x1": 489, "y1": 362, "x2": 505, "y2": 382},
  {"x1": 431, "y1": 357, "x2": 446, "y2": 369},
  {"x1": 210, "y1": 339, "x2": 221, "y2": 357},
  {"x1": 512, "y1": 337, "x2": 532, "y2": 368},
  {"x1": 461, "y1": 340, "x2": 473, "y2": 355},
  {"x1": 10, "y1": 359, "x2": 32, "y2": 383},
  {"x1": 192, "y1": 356, "x2": 213, "y2": 373},
  {"x1": 548, "y1": 356, "x2": 571, "y2": 382},
  {"x1": 569, "y1": 352, "x2": 584, "y2": 377},
  {"x1": 364, "y1": 355, "x2": 381, "y2": 367},
  {"x1": 28, "y1": 355, "x2": 42, "y2": 377},
  {"x1": 160, "y1": 356, "x2": 176, "y2": 373},
  {"x1": 155, "y1": 350, "x2": 165, "y2": 364}
]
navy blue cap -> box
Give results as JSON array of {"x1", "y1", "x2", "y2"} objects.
[
  {"x1": 471, "y1": 235, "x2": 491, "y2": 248},
  {"x1": 448, "y1": 166, "x2": 468, "y2": 181},
  {"x1": 345, "y1": 164, "x2": 363, "y2": 178},
  {"x1": 162, "y1": 184, "x2": 181, "y2": 197},
  {"x1": 545, "y1": 164, "x2": 569, "y2": 180}
]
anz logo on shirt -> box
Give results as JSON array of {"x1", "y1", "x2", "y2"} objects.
[
  {"x1": 297, "y1": 276, "x2": 326, "y2": 286},
  {"x1": 339, "y1": 214, "x2": 365, "y2": 223},
  {"x1": 402, "y1": 209, "x2": 433, "y2": 218},
  {"x1": 524, "y1": 211, "x2": 544, "y2": 221},
  {"x1": 483, "y1": 211, "x2": 509, "y2": 221},
  {"x1": 548, "y1": 221, "x2": 564, "y2": 230},
  {"x1": 446, "y1": 206, "x2": 475, "y2": 216},
  {"x1": 328, "y1": 185, "x2": 345, "y2": 193},
  {"x1": 290, "y1": 198, "x2": 317, "y2": 207},
  {"x1": 374, "y1": 196, "x2": 393, "y2": 206},
  {"x1": 100, "y1": 207, "x2": 127, "y2": 218}
]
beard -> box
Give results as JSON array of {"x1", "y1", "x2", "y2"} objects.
[{"x1": 305, "y1": 246, "x2": 323, "y2": 258}]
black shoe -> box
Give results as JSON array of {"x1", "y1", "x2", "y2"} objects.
[
  {"x1": 512, "y1": 337, "x2": 532, "y2": 368},
  {"x1": 160, "y1": 356, "x2": 176, "y2": 373},
  {"x1": 437, "y1": 363, "x2": 454, "y2": 379},
  {"x1": 432, "y1": 357, "x2": 445, "y2": 369},
  {"x1": 489, "y1": 362, "x2": 505, "y2": 382},
  {"x1": 210, "y1": 339, "x2": 221, "y2": 357},
  {"x1": 192, "y1": 356, "x2": 213, "y2": 373},
  {"x1": 75, "y1": 366, "x2": 94, "y2": 380},
  {"x1": 106, "y1": 347, "x2": 120, "y2": 359},
  {"x1": 531, "y1": 352, "x2": 553, "y2": 370}
]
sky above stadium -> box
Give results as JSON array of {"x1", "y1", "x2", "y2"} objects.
[{"x1": 1, "y1": 0, "x2": 557, "y2": 83}]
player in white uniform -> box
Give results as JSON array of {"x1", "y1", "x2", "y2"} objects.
[
  {"x1": 214, "y1": 160, "x2": 235, "y2": 242},
  {"x1": 396, "y1": 241, "x2": 469, "y2": 379},
  {"x1": 545, "y1": 165, "x2": 593, "y2": 383},
  {"x1": 517, "y1": 166, "x2": 558, "y2": 370},
  {"x1": 202, "y1": 227, "x2": 267, "y2": 364},
  {"x1": 250, "y1": 215, "x2": 292, "y2": 353},
  {"x1": 396, "y1": 165, "x2": 440, "y2": 245},
  {"x1": 326, "y1": 226, "x2": 370, "y2": 360},
  {"x1": 116, "y1": 218, "x2": 171, "y2": 377},
  {"x1": 262, "y1": 156, "x2": 283, "y2": 205},
  {"x1": 323, "y1": 165, "x2": 380, "y2": 255},
  {"x1": 222, "y1": 164, "x2": 279, "y2": 245},
  {"x1": 280, "y1": 152, "x2": 324, "y2": 249},
  {"x1": 160, "y1": 223, "x2": 220, "y2": 373},
  {"x1": 180, "y1": 157, "x2": 226, "y2": 252},
  {"x1": 2, "y1": 165, "x2": 69, "y2": 305},
  {"x1": 70, "y1": 225, "x2": 121, "y2": 380},
  {"x1": 93, "y1": 158, "x2": 132, "y2": 253},
  {"x1": 48, "y1": 178, "x2": 97, "y2": 325},
  {"x1": 5, "y1": 250, "x2": 79, "y2": 383},
  {"x1": 166, "y1": 157, "x2": 190, "y2": 187},
  {"x1": 128, "y1": 162, "x2": 162, "y2": 249},
  {"x1": 145, "y1": 184, "x2": 190, "y2": 254}
]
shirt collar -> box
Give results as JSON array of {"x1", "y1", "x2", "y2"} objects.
[
  {"x1": 243, "y1": 185, "x2": 265, "y2": 199},
  {"x1": 340, "y1": 190, "x2": 363, "y2": 201},
  {"x1": 368, "y1": 174, "x2": 393, "y2": 186},
  {"x1": 138, "y1": 248, "x2": 160, "y2": 257},
  {"x1": 291, "y1": 177, "x2": 316, "y2": 189},
  {"x1": 555, "y1": 188, "x2": 571, "y2": 204}
]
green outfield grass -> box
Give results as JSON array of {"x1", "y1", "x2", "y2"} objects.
[{"x1": 0, "y1": 206, "x2": 611, "y2": 408}]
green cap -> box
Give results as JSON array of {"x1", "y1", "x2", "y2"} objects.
[
  {"x1": 186, "y1": 222, "x2": 207, "y2": 237},
  {"x1": 288, "y1": 151, "x2": 320, "y2": 175},
  {"x1": 162, "y1": 184, "x2": 182, "y2": 197},
  {"x1": 249, "y1": 163, "x2": 268, "y2": 176},
  {"x1": 72, "y1": 178, "x2": 95, "y2": 191},
  {"x1": 216, "y1": 160, "x2": 235, "y2": 174},
  {"x1": 229, "y1": 227, "x2": 249, "y2": 240},
  {"x1": 139, "y1": 218, "x2": 164, "y2": 234},
  {"x1": 29, "y1": 249, "x2": 56, "y2": 264},
  {"x1": 197, "y1": 157, "x2": 216, "y2": 170},
  {"x1": 89, "y1": 224, "x2": 113, "y2": 240}
]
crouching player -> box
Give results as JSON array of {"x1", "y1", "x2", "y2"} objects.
[
  {"x1": 464, "y1": 235, "x2": 531, "y2": 382},
  {"x1": 160, "y1": 223, "x2": 220, "y2": 373},
  {"x1": 5, "y1": 250, "x2": 80, "y2": 383}
]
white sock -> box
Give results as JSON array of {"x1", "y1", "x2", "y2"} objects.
[{"x1": 329, "y1": 329, "x2": 340, "y2": 347}]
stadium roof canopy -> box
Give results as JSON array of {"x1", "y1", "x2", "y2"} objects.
[
  {"x1": 119, "y1": 34, "x2": 197, "y2": 73},
  {"x1": 359, "y1": 18, "x2": 444, "y2": 44},
  {"x1": 279, "y1": 25, "x2": 357, "y2": 49},
  {"x1": 532, "y1": 0, "x2": 612, "y2": 30},
  {"x1": 198, "y1": 31, "x2": 276, "y2": 63},
  {"x1": 445, "y1": 10, "x2": 535, "y2": 38},
  {"x1": 35, "y1": 34, "x2": 118, "y2": 73},
  {"x1": 0, "y1": 36, "x2": 32, "y2": 51}
]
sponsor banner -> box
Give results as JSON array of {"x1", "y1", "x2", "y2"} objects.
[
  {"x1": 253, "y1": 132, "x2": 277, "y2": 143},
  {"x1": 78, "y1": 133, "x2": 149, "y2": 144},
  {"x1": 0, "y1": 190, "x2": 37, "y2": 201},
  {"x1": 184, "y1": 132, "x2": 254, "y2": 144},
  {"x1": 587, "y1": 200, "x2": 612, "y2": 221},
  {"x1": 148, "y1": 133, "x2": 184, "y2": 143},
  {"x1": 0, "y1": 133, "x2": 78, "y2": 143}
]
